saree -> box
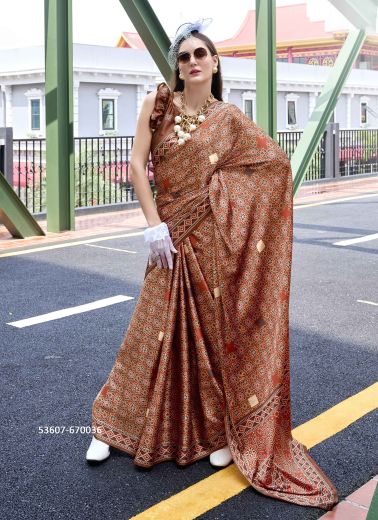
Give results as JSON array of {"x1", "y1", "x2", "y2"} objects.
[{"x1": 91, "y1": 82, "x2": 339, "y2": 510}]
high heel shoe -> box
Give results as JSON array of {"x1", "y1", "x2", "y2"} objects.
[
  {"x1": 209, "y1": 445, "x2": 233, "y2": 467},
  {"x1": 86, "y1": 435, "x2": 110, "y2": 464}
]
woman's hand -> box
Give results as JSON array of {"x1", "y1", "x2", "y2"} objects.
[{"x1": 144, "y1": 222, "x2": 178, "y2": 270}]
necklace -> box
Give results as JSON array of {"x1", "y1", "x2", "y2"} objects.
[{"x1": 174, "y1": 90, "x2": 215, "y2": 145}]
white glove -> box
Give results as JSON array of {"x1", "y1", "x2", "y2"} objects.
[{"x1": 144, "y1": 222, "x2": 178, "y2": 270}]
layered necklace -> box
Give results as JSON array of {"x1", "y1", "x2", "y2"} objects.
[{"x1": 174, "y1": 90, "x2": 215, "y2": 145}]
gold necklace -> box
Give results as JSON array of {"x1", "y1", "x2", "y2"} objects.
[{"x1": 174, "y1": 91, "x2": 215, "y2": 145}]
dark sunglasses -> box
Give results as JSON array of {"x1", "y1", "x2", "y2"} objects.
[{"x1": 177, "y1": 47, "x2": 209, "y2": 64}]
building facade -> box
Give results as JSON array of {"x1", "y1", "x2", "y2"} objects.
[{"x1": 1, "y1": 41, "x2": 378, "y2": 140}]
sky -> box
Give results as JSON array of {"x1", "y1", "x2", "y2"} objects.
[{"x1": 0, "y1": 0, "x2": 376, "y2": 50}]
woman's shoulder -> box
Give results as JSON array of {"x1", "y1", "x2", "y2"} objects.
[
  {"x1": 223, "y1": 102, "x2": 250, "y2": 117},
  {"x1": 145, "y1": 82, "x2": 171, "y2": 106},
  {"x1": 221, "y1": 102, "x2": 260, "y2": 128},
  {"x1": 148, "y1": 82, "x2": 172, "y2": 132}
]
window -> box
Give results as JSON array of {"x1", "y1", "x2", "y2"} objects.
[
  {"x1": 31, "y1": 99, "x2": 41, "y2": 130},
  {"x1": 285, "y1": 93, "x2": 299, "y2": 128},
  {"x1": 25, "y1": 88, "x2": 44, "y2": 136},
  {"x1": 102, "y1": 99, "x2": 114, "y2": 130},
  {"x1": 360, "y1": 96, "x2": 369, "y2": 126},
  {"x1": 245, "y1": 99, "x2": 253, "y2": 120},
  {"x1": 288, "y1": 101, "x2": 296, "y2": 125},
  {"x1": 361, "y1": 102, "x2": 367, "y2": 124},
  {"x1": 242, "y1": 91, "x2": 256, "y2": 122},
  {"x1": 97, "y1": 88, "x2": 121, "y2": 135},
  {"x1": 292, "y1": 57, "x2": 307, "y2": 64}
]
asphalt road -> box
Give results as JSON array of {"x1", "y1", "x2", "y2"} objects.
[{"x1": 1, "y1": 194, "x2": 377, "y2": 520}]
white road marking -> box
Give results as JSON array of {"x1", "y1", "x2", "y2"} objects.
[
  {"x1": 357, "y1": 299, "x2": 378, "y2": 307},
  {"x1": 7, "y1": 295, "x2": 134, "y2": 328},
  {"x1": 1, "y1": 193, "x2": 378, "y2": 259},
  {"x1": 333, "y1": 232, "x2": 378, "y2": 246},
  {"x1": 85, "y1": 244, "x2": 138, "y2": 253},
  {"x1": 294, "y1": 192, "x2": 378, "y2": 209},
  {"x1": 0, "y1": 231, "x2": 144, "y2": 258}
]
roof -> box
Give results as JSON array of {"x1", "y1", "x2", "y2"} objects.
[
  {"x1": 116, "y1": 32, "x2": 147, "y2": 49},
  {"x1": 215, "y1": 4, "x2": 337, "y2": 48},
  {"x1": 116, "y1": 4, "x2": 378, "y2": 51}
]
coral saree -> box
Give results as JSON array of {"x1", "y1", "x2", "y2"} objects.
[{"x1": 91, "y1": 82, "x2": 339, "y2": 510}]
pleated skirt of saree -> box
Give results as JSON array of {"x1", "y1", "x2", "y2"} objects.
[{"x1": 91, "y1": 211, "x2": 229, "y2": 466}]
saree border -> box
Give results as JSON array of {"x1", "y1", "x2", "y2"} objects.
[
  {"x1": 144, "y1": 192, "x2": 212, "y2": 280},
  {"x1": 93, "y1": 418, "x2": 227, "y2": 467}
]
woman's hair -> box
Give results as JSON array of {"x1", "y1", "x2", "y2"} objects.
[{"x1": 169, "y1": 31, "x2": 223, "y2": 101}]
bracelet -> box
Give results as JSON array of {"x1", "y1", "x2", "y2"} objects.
[{"x1": 143, "y1": 222, "x2": 169, "y2": 243}]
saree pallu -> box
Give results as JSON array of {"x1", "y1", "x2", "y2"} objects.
[{"x1": 91, "y1": 86, "x2": 339, "y2": 511}]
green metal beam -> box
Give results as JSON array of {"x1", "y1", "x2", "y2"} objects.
[
  {"x1": 329, "y1": 0, "x2": 378, "y2": 32},
  {"x1": 0, "y1": 174, "x2": 45, "y2": 238},
  {"x1": 291, "y1": 30, "x2": 366, "y2": 196},
  {"x1": 256, "y1": 0, "x2": 277, "y2": 139},
  {"x1": 118, "y1": 0, "x2": 171, "y2": 81},
  {"x1": 44, "y1": 0, "x2": 75, "y2": 232}
]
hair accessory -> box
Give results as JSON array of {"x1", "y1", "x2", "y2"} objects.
[{"x1": 168, "y1": 18, "x2": 213, "y2": 70}]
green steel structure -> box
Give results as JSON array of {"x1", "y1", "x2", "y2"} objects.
[
  {"x1": 291, "y1": 29, "x2": 366, "y2": 193},
  {"x1": 44, "y1": 0, "x2": 75, "y2": 232},
  {"x1": 256, "y1": 0, "x2": 277, "y2": 140},
  {"x1": 0, "y1": 175, "x2": 45, "y2": 238},
  {"x1": 0, "y1": 0, "x2": 377, "y2": 238}
]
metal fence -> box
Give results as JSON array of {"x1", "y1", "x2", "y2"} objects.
[
  {"x1": 8, "y1": 128, "x2": 378, "y2": 214},
  {"x1": 339, "y1": 129, "x2": 378, "y2": 176},
  {"x1": 277, "y1": 130, "x2": 326, "y2": 181},
  {"x1": 12, "y1": 137, "x2": 155, "y2": 214}
]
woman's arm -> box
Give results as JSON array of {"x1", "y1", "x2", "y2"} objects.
[{"x1": 129, "y1": 90, "x2": 162, "y2": 227}]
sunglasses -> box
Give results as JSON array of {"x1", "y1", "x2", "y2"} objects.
[{"x1": 177, "y1": 46, "x2": 209, "y2": 65}]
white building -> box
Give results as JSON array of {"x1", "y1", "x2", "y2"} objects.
[{"x1": 1, "y1": 43, "x2": 378, "y2": 139}]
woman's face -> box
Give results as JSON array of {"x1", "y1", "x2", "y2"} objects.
[{"x1": 177, "y1": 36, "x2": 218, "y2": 84}]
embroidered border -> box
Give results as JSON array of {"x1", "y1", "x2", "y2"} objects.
[
  {"x1": 224, "y1": 369, "x2": 339, "y2": 510},
  {"x1": 92, "y1": 419, "x2": 227, "y2": 467},
  {"x1": 144, "y1": 193, "x2": 212, "y2": 280}
]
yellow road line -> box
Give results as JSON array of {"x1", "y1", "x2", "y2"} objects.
[
  {"x1": 130, "y1": 382, "x2": 378, "y2": 519},
  {"x1": 0, "y1": 231, "x2": 144, "y2": 258},
  {"x1": 292, "y1": 381, "x2": 378, "y2": 448}
]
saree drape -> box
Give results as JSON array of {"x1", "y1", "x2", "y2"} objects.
[{"x1": 91, "y1": 82, "x2": 339, "y2": 511}]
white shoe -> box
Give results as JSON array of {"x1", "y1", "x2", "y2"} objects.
[
  {"x1": 86, "y1": 435, "x2": 110, "y2": 463},
  {"x1": 209, "y1": 445, "x2": 233, "y2": 467}
]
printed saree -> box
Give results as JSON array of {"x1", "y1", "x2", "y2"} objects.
[{"x1": 91, "y1": 82, "x2": 339, "y2": 510}]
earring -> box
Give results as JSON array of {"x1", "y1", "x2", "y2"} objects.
[
  {"x1": 213, "y1": 66, "x2": 218, "y2": 73},
  {"x1": 179, "y1": 71, "x2": 184, "y2": 80}
]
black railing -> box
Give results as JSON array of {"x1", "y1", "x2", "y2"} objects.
[
  {"x1": 339, "y1": 129, "x2": 378, "y2": 176},
  {"x1": 75, "y1": 136, "x2": 155, "y2": 207},
  {"x1": 13, "y1": 138, "x2": 45, "y2": 214},
  {"x1": 9, "y1": 129, "x2": 378, "y2": 214},
  {"x1": 12, "y1": 137, "x2": 155, "y2": 213},
  {"x1": 278, "y1": 130, "x2": 326, "y2": 181}
]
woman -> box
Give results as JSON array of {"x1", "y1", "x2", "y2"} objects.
[{"x1": 86, "y1": 20, "x2": 339, "y2": 511}]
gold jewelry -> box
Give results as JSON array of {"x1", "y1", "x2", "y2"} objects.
[
  {"x1": 213, "y1": 66, "x2": 218, "y2": 73},
  {"x1": 179, "y1": 71, "x2": 184, "y2": 79},
  {"x1": 174, "y1": 90, "x2": 215, "y2": 145}
]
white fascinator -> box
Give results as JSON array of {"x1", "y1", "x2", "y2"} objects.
[{"x1": 167, "y1": 18, "x2": 213, "y2": 70}]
